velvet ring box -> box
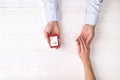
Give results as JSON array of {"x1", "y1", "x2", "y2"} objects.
[{"x1": 49, "y1": 34, "x2": 59, "y2": 48}]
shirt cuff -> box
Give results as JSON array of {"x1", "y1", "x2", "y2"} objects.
[
  {"x1": 45, "y1": 8, "x2": 61, "y2": 22},
  {"x1": 85, "y1": 13, "x2": 99, "y2": 25},
  {"x1": 45, "y1": 7, "x2": 61, "y2": 21}
]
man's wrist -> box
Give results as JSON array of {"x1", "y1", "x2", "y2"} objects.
[
  {"x1": 48, "y1": 21, "x2": 58, "y2": 25},
  {"x1": 85, "y1": 24, "x2": 95, "y2": 28}
]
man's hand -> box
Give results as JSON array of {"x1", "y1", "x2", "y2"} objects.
[
  {"x1": 44, "y1": 21, "x2": 61, "y2": 48},
  {"x1": 79, "y1": 24, "x2": 95, "y2": 46}
]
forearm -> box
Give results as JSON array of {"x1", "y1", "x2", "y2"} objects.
[
  {"x1": 85, "y1": 0, "x2": 103, "y2": 25},
  {"x1": 83, "y1": 60, "x2": 96, "y2": 80},
  {"x1": 42, "y1": 0, "x2": 60, "y2": 21}
]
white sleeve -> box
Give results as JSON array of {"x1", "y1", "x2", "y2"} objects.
[
  {"x1": 85, "y1": 0, "x2": 103, "y2": 25},
  {"x1": 42, "y1": 0, "x2": 61, "y2": 22}
]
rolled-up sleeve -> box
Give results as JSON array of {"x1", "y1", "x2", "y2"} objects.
[
  {"x1": 85, "y1": 0, "x2": 103, "y2": 25},
  {"x1": 42, "y1": 0, "x2": 61, "y2": 22}
]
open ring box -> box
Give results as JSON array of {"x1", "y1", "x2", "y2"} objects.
[{"x1": 49, "y1": 34, "x2": 59, "y2": 48}]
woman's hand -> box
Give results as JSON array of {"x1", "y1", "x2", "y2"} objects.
[{"x1": 76, "y1": 36, "x2": 90, "y2": 63}]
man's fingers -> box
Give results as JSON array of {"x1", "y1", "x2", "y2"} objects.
[
  {"x1": 44, "y1": 32, "x2": 50, "y2": 46},
  {"x1": 58, "y1": 36, "x2": 61, "y2": 48},
  {"x1": 86, "y1": 35, "x2": 93, "y2": 45},
  {"x1": 81, "y1": 33, "x2": 86, "y2": 40}
]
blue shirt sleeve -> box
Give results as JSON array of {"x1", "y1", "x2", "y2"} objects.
[
  {"x1": 85, "y1": 0, "x2": 103, "y2": 25},
  {"x1": 43, "y1": 0, "x2": 103, "y2": 24},
  {"x1": 42, "y1": 0, "x2": 60, "y2": 22}
]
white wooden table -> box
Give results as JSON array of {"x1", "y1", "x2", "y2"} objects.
[{"x1": 0, "y1": 0, "x2": 120, "y2": 80}]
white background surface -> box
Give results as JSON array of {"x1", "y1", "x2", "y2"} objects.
[{"x1": 0, "y1": 0, "x2": 120, "y2": 80}]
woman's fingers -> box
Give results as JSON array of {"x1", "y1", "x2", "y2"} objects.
[
  {"x1": 76, "y1": 38, "x2": 80, "y2": 45},
  {"x1": 79, "y1": 37, "x2": 85, "y2": 52},
  {"x1": 80, "y1": 36, "x2": 87, "y2": 51},
  {"x1": 76, "y1": 38, "x2": 81, "y2": 53}
]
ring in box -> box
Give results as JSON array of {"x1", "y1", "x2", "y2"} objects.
[{"x1": 49, "y1": 34, "x2": 59, "y2": 48}]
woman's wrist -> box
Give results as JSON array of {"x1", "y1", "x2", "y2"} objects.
[{"x1": 82, "y1": 58, "x2": 91, "y2": 65}]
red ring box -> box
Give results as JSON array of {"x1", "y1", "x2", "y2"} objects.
[{"x1": 49, "y1": 34, "x2": 59, "y2": 48}]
